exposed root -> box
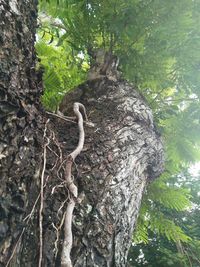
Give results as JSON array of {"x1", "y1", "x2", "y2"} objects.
[
  {"x1": 46, "y1": 111, "x2": 77, "y2": 124},
  {"x1": 57, "y1": 199, "x2": 69, "y2": 216},
  {"x1": 23, "y1": 193, "x2": 41, "y2": 222},
  {"x1": 46, "y1": 109, "x2": 94, "y2": 127},
  {"x1": 38, "y1": 119, "x2": 50, "y2": 267},
  {"x1": 61, "y1": 103, "x2": 86, "y2": 267},
  {"x1": 52, "y1": 211, "x2": 66, "y2": 258},
  {"x1": 5, "y1": 104, "x2": 87, "y2": 267},
  {"x1": 5, "y1": 229, "x2": 25, "y2": 267},
  {"x1": 52, "y1": 130, "x2": 63, "y2": 162},
  {"x1": 51, "y1": 181, "x2": 66, "y2": 195}
]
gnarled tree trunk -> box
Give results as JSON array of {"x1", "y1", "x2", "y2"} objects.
[
  {"x1": 58, "y1": 78, "x2": 164, "y2": 267},
  {"x1": 0, "y1": 1, "x2": 164, "y2": 267}
]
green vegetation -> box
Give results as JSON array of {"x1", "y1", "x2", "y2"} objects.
[
  {"x1": 129, "y1": 170, "x2": 200, "y2": 266},
  {"x1": 37, "y1": 0, "x2": 200, "y2": 265}
]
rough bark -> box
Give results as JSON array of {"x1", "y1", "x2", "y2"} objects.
[
  {"x1": 58, "y1": 78, "x2": 164, "y2": 267},
  {"x1": 0, "y1": 0, "x2": 44, "y2": 266},
  {"x1": 0, "y1": 1, "x2": 164, "y2": 267}
]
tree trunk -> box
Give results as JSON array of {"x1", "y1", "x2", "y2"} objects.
[
  {"x1": 0, "y1": 1, "x2": 164, "y2": 267},
  {"x1": 58, "y1": 78, "x2": 164, "y2": 267},
  {"x1": 0, "y1": 0, "x2": 44, "y2": 266}
]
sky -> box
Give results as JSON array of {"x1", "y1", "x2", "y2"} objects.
[{"x1": 189, "y1": 162, "x2": 200, "y2": 177}]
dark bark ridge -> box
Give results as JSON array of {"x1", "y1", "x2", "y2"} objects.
[
  {"x1": 58, "y1": 77, "x2": 164, "y2": 267},
  {"x1": 0, "y1": 1, "x2": 44, "y2": 265}
]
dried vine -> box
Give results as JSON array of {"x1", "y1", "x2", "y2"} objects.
[{"x1": 61, "y1": 102, "x2": 87, "y2": 267}]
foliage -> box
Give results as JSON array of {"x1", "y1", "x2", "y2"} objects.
[
  {"x1": 129, "y1": 170, "x2": 200, "y2": 266},
  {"x1": 37, "y1": 0, "x2": 200, "y2": 263},
  {"x1": 128, "y1": 239, "x2": 198, "y2": 267},
  {"x1": 36, "y1": 17, "x2": 88, "y2": 110},
  {"x1": 39, "y1": 0, "x2": 200, "y2": 98},
  {"x1": 134, "y1": 177, "x2": 191, "y2": 245}
]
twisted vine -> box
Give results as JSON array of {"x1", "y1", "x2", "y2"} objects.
[{"x1": 61, "y1": 102, "x2": 87, "y2": 267}]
